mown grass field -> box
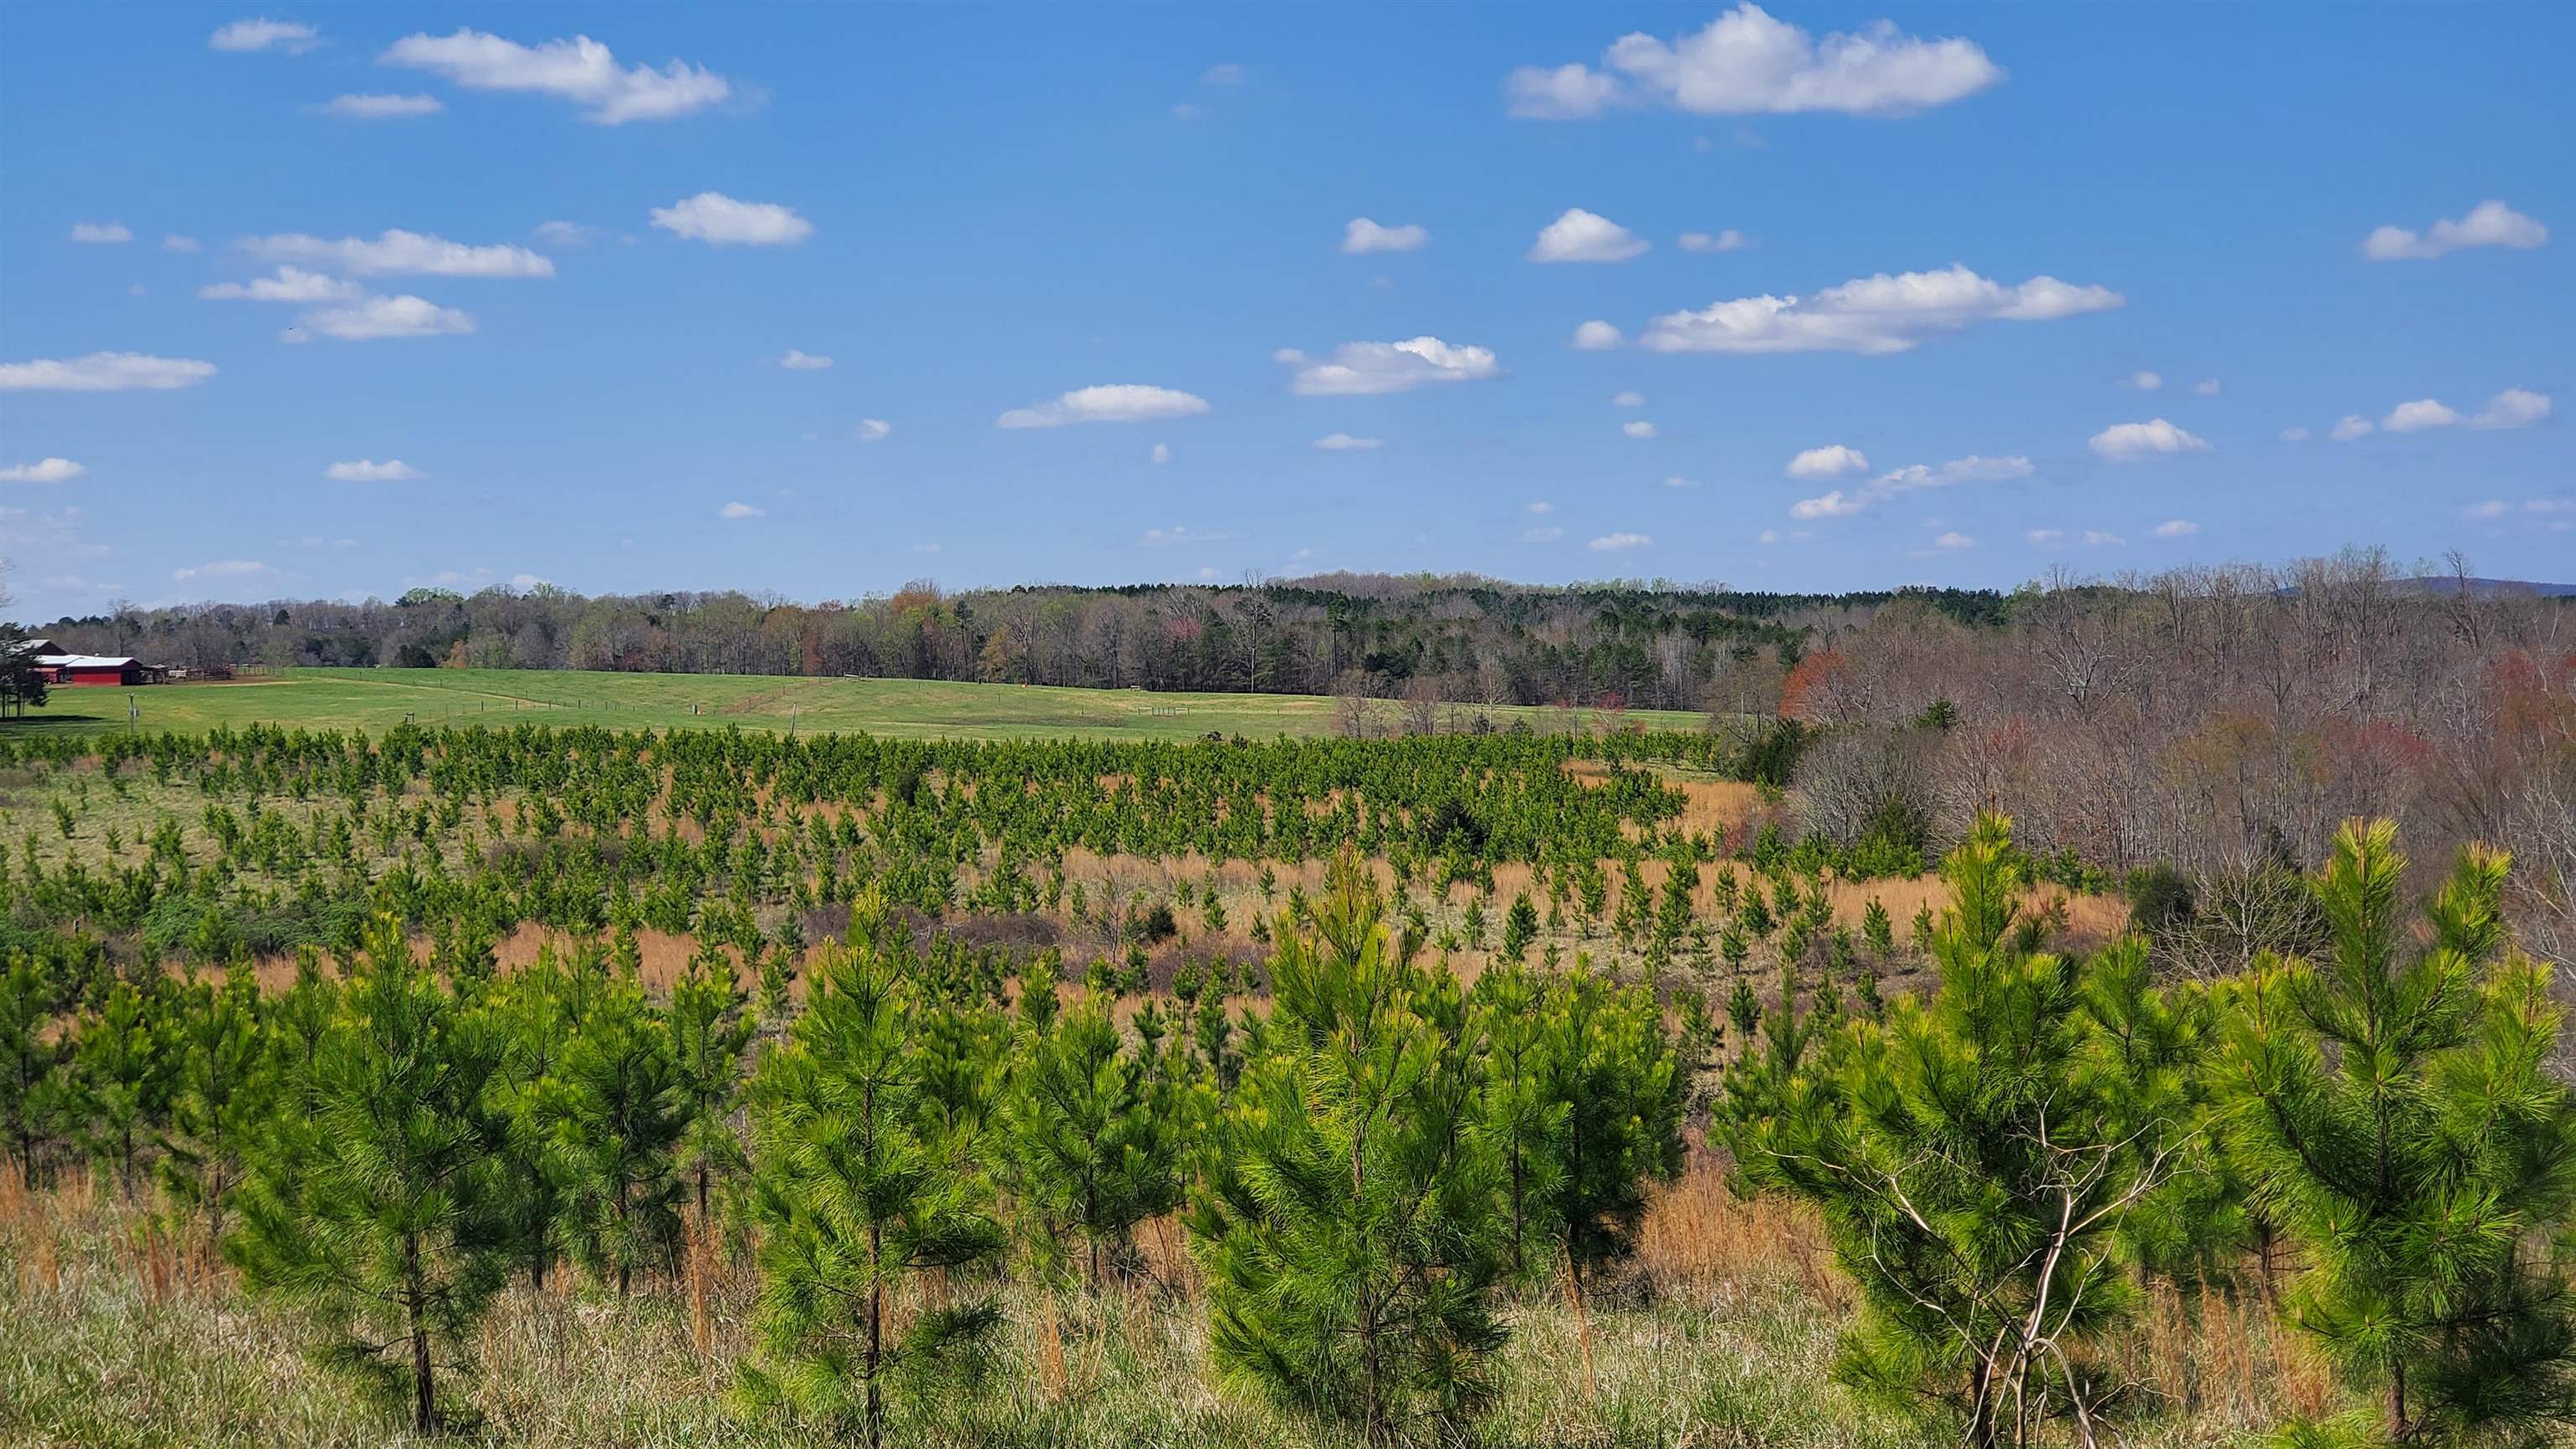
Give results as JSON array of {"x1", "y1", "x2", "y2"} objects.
[{"x1": 13, "y1": 668, "x2": 1705, "y2": 742}]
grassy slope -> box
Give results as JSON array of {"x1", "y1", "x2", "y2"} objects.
[{"x1": 15, "y1": 668, "x2": 1706, "y2": 742}]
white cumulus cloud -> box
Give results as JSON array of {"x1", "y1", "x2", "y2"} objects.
[
  {"x1": 2381, "y1": 398, "x2": 2459, "y2": 434},
  {"x1": 1613, "y1": 391, "x2": 1646, "y2": 408},
  {"x1": 2153, "y1": 519, "x2": 2199, "y2": 538},
  {"x1": 1313, "y1": 433, "x2": 1383, "y2": 450},
  {"x1": 0, "y1": 352, "x2": 216, "y2": 391},
  {"x1": 2474, "y1": 387, "x2": 2552, "y2": 429},
  {"x1": 2331, "y1": 415, "x2": 2375, "y2": 442},
  {"x1": 1509, "y1": 4, "x2": 2003, "y2": 119},
  {"x1": 2088, "y1": 418, "x2": 2211, "y2": 460},
  {"x1": 1623, "y1": 420, "x2": 1657, "y2": 439},
  {"x1": 719, "y1": 501, "x2": 765, "y2": 520},
  {"x1": 1529, "y1": 207, "x2": 1649, "y2": 262},
  {"x1": 1571, "y1": 319, "x2": 1625, "y2": 351},
  {"x1": 1342, "y1": 218, "x2": 1428, "y2": 254},
  {"x1": 241, "y1": 229, "x2": 553, "y2": 278},
  {"x1": 1640, "y1": 264, "x2": 2121, "y2": 354},
  {"x1": 649, "y1": 193, "x2": 813, "y2": 246},
  {"x1": 199, "y1": 266, "x2": 364, "y2": 303},
  {"x1": 2194, "y1": 378, "x2": 2221, "y2": 396},
  {"x1": 1588, "y1": 532, "x2": 1652, "y2": 551},
  {"x1": 325, "y1": 459, "x2": 423, "y2": 481},
  {"x1": 1679, "y1": 229, "x2": 1750, "y2": 252},
  {"x1": 856, "y1": 418, "x2": 892, "y2": 442},
  {"x1": 0, "y1": 458, "x2": 86, "y2": 484},
  {"x1": 210, "y1": 18, "x2": 319, "y2": 54},
  {"x1": 1786, "y1": 444, "x2": 1869, "y2": 479},
  {"x1": 777, "y1": 349, "x2": 833, "y2": 370},
  {"x1": 998, "y1": 384, "x2": 1211, "y2": 428},
  {"x1": 1929, "y1": 532, "x2": 1974, "y2": 550},
  {"x1": 163, "y1": 235, "x2": 201, "y2": 252},
  {"x1": 288, "y1": 294, "x2": 475, "y2": 342},
  {"x1": 70, "y1": 222, "x2": 132, "y2": 244},
  {"x1": 1284, "y1": 336, "x2": 1502, "y2": 396},
  {"x1": 316, "y1": 93, "x2": 444, "y2": 119},
  {"x1": 1790, "y1": 453, "x2": 2029, "y2": 519},
  {"x1": 2123, "y1": 370, "x2": 2163, "y2": 392},
  {"x1": 2363, "y1": 200, "x2": 2547, "y2": 261},
  {"x1": 379, "y1": 29, "x2": 732, "y2": 124},
  {"x1": 1150, "y1": 443, "x2": 1173, "y2": 465}
]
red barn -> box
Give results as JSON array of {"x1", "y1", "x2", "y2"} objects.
[{"x1": 50, "y1": 655, "x2": 143, "y2": 687}]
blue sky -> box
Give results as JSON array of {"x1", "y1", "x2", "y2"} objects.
[{"x1": 3, "y1": 3, "x2": 2568, "y2": 620}]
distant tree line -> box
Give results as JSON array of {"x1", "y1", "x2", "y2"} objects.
[{"x1": 18, "y1": 574, "x2": 2014, "y2": 713}]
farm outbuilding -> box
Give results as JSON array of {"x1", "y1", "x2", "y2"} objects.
[{"x1": 47, "y1": 655, "x2": 144, "y2": 687}]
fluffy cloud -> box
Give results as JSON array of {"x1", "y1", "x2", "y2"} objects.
[
  {"x1": 777, "y1": 349, "x2": 833, "y2": 370},
  {"x1": 70, "y1": 221, "x2": 132, "y2": 244},
  {"x1": 1281, "y1": 337, "x2": 1501, "y2": 396},
  {"x1": 325, "y1": 459, "x2": 423, "y2": 481},
  {"x1": 649, "y1": 192, "x2": 813, "y2": 246},
  {"x1": 2123, "y1": 370, "x2": 2163, "y2": 391},
  {"x1": 1640, "y1": 265, "x2": 2121, "y2": 354},
  {"x1": 1786, "y1": 444, "x2": 1869, "y2": 479},
  {"x1": 1571, "y1": 319, "x2": 1624, "y2": 350},
  {"x1": 0, "y1": 352, "x2": 216, "y2": 391},
  {"x1": 2473, "y1": 387, "x2": 2553, "y2": 428},
  {"x1": 2085, "y1": 529, "x2": 2126, "y2": 547},
  {"x1": 1679, "y1": 229, "x2": 1751, "y2": 252},
  {"x1": 1527, "y1": 501, "x2": 1555, "y2": 514},
  {"x1": 2330, "y1": 415, "x2": 2375, "y2": 441},
  {"x1": 0, "y1": 458, "x2": 86, "y2": 484},
  {"x1": 2153, "y1": 519, "x2": 2199, "y2": 538},
  {"x1": 2088, "y1": 418, "x2": 2211, "y2": 460},
  {"x1": 289, "y1": 294, "x2": 476, "y2": 342},
  {"x1": 1521, "y1": 526, "x2": 1566, "y2": 543},
  {"x1": 241, "y1": 229, "x2": 554, "y2": 277},
  {"x1": 210, "y1": 19, "x2": 319, "y2": 53},
  {"x1": 997, "y1": 384, "x2": 1211, "y2": 428},
  {"x1": 163, "y1": 235, "x2": 201, "y2": 253},
  {"x1": 719, "y1": 501, "x2": 765, "y2": 520},
  {"x1": 1150, "y1": 444, "x2": 1174, "y2": 465},
  {"x1": 1509, "y1": 4, "x2": 2002, "y2": 119},
  {"x1": 2363, "y1": 200, "x2": 2547, "y2": 261},
  {"x1": 1529, "y1": 208, "x2": 1649, "y2": 262},
  {"x1": 1313, "y1": 433, "x2": 1383, "y2": 450},
  {"x1": 1789, "y1": 453, "x2": 2029, "y2": 519},
  {"x1": 2028, "y1": 528, "x2": 2064, "y2": 545},
  {"x1": 316, "y1": 93, "x2": 444, "y2": 118},
  {"x1": 173, "y1": 559, "x2": 276, "y2": 583},
  {"x1": 1623, "y1": 420, "x2": 1657, "y2": 439},
  {"x1": 1342, "y1": 217, "x2": 1428, "y2": 254},
  {"x1": 199, "y1": 266, "x2": 363, "y2": 303},
  {"x1": 856, "y1": 418, "x2": 892, "y2": 442},
  {"x1": 2381, "y1": 398, "x2": 2459, "y2": 434},
  {"x1": 1588, "y1": 532, "x2": 1652, "y2": 551},
  {"x1": 2366, "y1": 388, "x2": 2554, "y2": 434},
  {"x1": 1929, "y1": 532, "x2": 1974, "y2": 550},
  {"x1": 1613, "y1": 391, "x2": 1646, "y2": 408},
  {"x1": 379, "y1": 29, "x2": 732, "y2": 124},
  {"x1": 532, "y1": 221, "x2": 595, "y2": 247}
]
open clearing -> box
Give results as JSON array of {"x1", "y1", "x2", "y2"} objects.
[{"x1": 14, "y1": 667, "x2": 1706, "y2": 741}]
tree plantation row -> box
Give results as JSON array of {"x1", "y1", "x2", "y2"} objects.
[{"x1": 3, "y1": 719, "x2": 2573, "y2": 1446}]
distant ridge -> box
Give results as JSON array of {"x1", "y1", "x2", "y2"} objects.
[{"x1": 2397, "y1": 575, "x2": 2576, "y2": 598}]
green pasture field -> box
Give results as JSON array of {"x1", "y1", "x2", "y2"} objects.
[{"x1": 11, "y1": 667, "x2": 1706, "y2": 741}]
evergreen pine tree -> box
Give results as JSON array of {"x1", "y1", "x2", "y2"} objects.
[
  {"x1": 228, "y1": 916, "x2": 512, "y2": 1435},
  {"x1": 545, "y1": 971, "x2": 688, "y2": 1296},
  {"x1": 0, "y1": 955, "x2": 72, "y2": 1180},
  {"x1": 2217, "y1": 822, "x2": 2576, "y2": 1445},
  {"x1": 997, "y1": 990, "x2": 1180, "y2": 1285},
  {"x1": 1729, "y1": 816, "x2": 2198, "y2": 1446},
  {"x1": 158, "y1": 969, "x2": 277, "y2": 1244},
  {"x1": 75, "y1": 979, "x2": 175, "y2": 1200},
  {"x1": 740, "y1": 892, "x2": 1008, "y2": 1447},
  {"x1": 1189, "y1": 854, "x2": 1504, "y2": 1441},
  {"x1": 668, "y1": 947, "x2": 755, "y2": 1224}
]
